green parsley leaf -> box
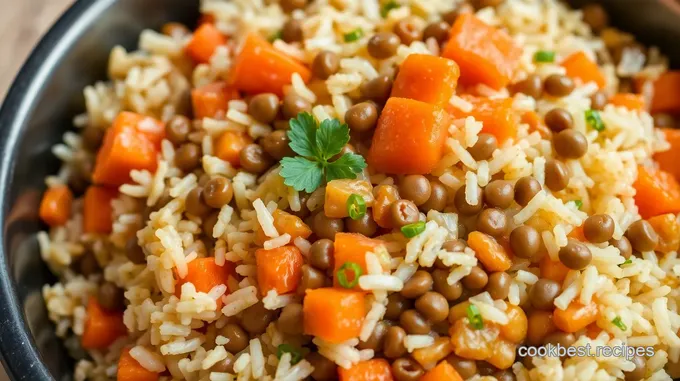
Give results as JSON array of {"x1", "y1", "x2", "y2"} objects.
[
  {"x1": 326, "y1": 153, "x2": 367, "y2": 182},
  {"x1": 280, "y1": 157, "x2": 323, "y2": 193},
  {"x1": 534, "y1": 50, "x2": 556, "y2": 63},
  {"x1": 381, "y1": 0, "x2": 400, "y2": 17},
  {"x1": 585, "y1": 109, "x2": 605, "y2": 132},
  {"x1": 316, "y1": 118, "x2": 349, "y2": 161},
  {"x1": 612, "y1": 316, "x2": 627, "y2": 331},
  {"x1": 288, "y1": 112, "x2": 319, "y2": 158},
  {"x1": 344, "y1": 28, "x2": 364, "y2": 43}
]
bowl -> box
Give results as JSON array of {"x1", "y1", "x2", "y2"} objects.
[{"x1": 0, "y1": 0, "x2": 676, "y2": 380}]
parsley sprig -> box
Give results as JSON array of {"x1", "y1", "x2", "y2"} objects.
[{"x1": 280, "y1": 113, "x2": 367, "y2": 193}]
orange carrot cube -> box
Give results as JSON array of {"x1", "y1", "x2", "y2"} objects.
[
  {"x1": 651, "y1": 71, "x2": 680, "y2": 114},
  {"x1": 175, "y1": 258, "x2": 234, "y2": 307},
  {"x1": 561, "y1": 51, "x2": 606, "y2": 89},
  {"x1": 448, "y1": 96, "x2": 519, "y2": 144},
  {"x1": 553, "y1": 301, "x2": 599, "y2": 333},
  {"x1": 333, "y1": 233, "x2": 384, "y2": 289},
  {"x1": 256, "y1": 245, "x2": 304, "y2": 296},
  {"x1": 39, "y1": 185, "x2": 73, "y2": 227},
  {"x1": 467, "y1": 232, "x2": 512, "y2": 272},
  {"x1": 117, "y1": 348, "x2": 160, "y2": 381},
  {"x1": 185, "y1": 23, "x2": 227, "y2": 64},
  {"x1": 83, "y1": 186, "x2": 118, "y2": 234},
  {"x1": 338, "y1": 359, "x2": 393, "y2": 381},
  {"x1": 609, "y1": 93, "x2": 645, "y2": 111},
  {"x1": 391, "y1": 54, "x2": 460, "y2": 106},
  {"x1": 81, "y1": 298, "x2": 127, "y2": 349},
  {"x1": 192, "y1": 81, "x2": 240, "y2": 119},
  {"x1": 421, "y1": 362, "x2": 463, "y2": 381},
  {"x1": 214, "y1": 130, "x2": 253, "y2": 168},
  {"x1": 303, "y1": 288, "x2": 365, "y2": 343},
  {"x1": 634, "y1": 165, "x2": 680, "y2": 219}
]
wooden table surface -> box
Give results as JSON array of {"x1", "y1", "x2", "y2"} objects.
[{"x1": 0, "y1": 0, "x2": 73, "y2": 101}]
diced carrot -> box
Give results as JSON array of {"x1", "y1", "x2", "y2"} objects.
[
  {"x1": 368, "y1": 97, "x2": 450, "y2": 175},
  {"x1": 467, "y1": 232, "x2": 512, "y2": 272},
  {"x1": 633, "y1": 165, "x2": 680, "y2": 218},
  {"x1": 83, "y1": 186, "x2": 118, "y2": 234},
  {"x1": 81, "y1": 298, "x2": 127, "y2": 349},
  {"x1": 526, "y1": 310, "x2": 556, "y2": 345},
  {"x1": 92, "y1": 112, "x2": 164, "y2": 186},
  {"x1": 521, "y1": 110, "x2": 551, "y2": 139},
  {"x1": 568, "y1": 225, "x2": 586, "y2": 242},
  {"x1": 185, "y1": 23, "x2": 227, "y2": 64},
  {"x1": 448, "y1": 301, "x2": 471, "y2": 322},
  {"x1": 303, "y1": 288, "x2": 365, "y2": 343},
  {"x1": 499, "y1": 305, "x2": 527, "y2": 343},
  {"x1": 448, "y1": 96, "x2": 519, "y2": 144},
  {"x1": 338, "y1": 359, "x2": 393, "y2": 381},
  {"x1": 333, "y1": 233, "x2": 384, "y2": 289},
  {"x1": 371, "y1": 185, "x2": 400, "y2": 229},
  {"x1": 191, "y1": 81, "x2": 240, "y2": 119},
  {"x1": 117, "y1": 348, "x2": 160, "y2": 381},
  {"x1": 324, "y1": 179, "x2": 375, "y2": 218},
  {"x1": 441, "y1": 13, "x2": 522, "y2": 89},
  {"x1": 198, "y1": 14, "x2": 216, "y2": 26},
  {"x1": 651, "y1": 71, "x2": 680, "y2": 114},
  {"x1": 39, "y1": 185, "x2": 73, "y2": 227},
  {"x1": 553, "y1": 301, "x2": 599, "y2": 333},
  {"x1": 486, "y1": 339, "x2": 516, "y2": 370},
  {"x1": 229, "y1": 33, "x2": 311, "y2": 96},
  {"x1": 272, "y1": 209, "x2": 312, "y2": 241},
  {"x1": 561, "y1": 51, "x2": 606, "y2": 89},
  {"x1": 609, "y1": 93, "x2": 645, "y2": 111},
  {"x1": 412, "y1": 337, "x2": 453, "y2": 369},
  {"x1": 647, "y1": 213, "x2": 680, "y2": 253},
  {"x1": 214, "y1": 130, "x2": 253, "y2": 167},
  {"x1": 654, "y1": 128, "x2": 680, "y2": 181},
  {"x1": 539, "y1": 256, "x2": 570, "y2": 283},
  {"x1": 391, "y1": 54, "x2": 460, "y2": 106},
  {"x1": 421, "y1": 361, "x2": 463, "y2": 381},
  {"x1": 256, "y1": 246, "x2": 304, "y2": 296},
  {"x1": 585, "y1": 323, "x2": 603, "y2": 340},
  {"x1": 175, "y1": 258, "x2": 234, "y2": 307}
]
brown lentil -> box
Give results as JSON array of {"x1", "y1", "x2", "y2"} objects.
[
  {"x1": 240, "y1": 302, "x2": 276, "y2": 334},
  {"x1": 345, "y1": 102, "x2": 378, "y2": 132},
  {"x1": 462, "y1": 266, "x2": 489, "y2": 290},
  {"x1": 514, "y1": 176, "x2": 542, "y2": 206},
  {"x1": 391, "y1": 358, "x2": 424, "y2": 381},
  {"x1": 312, "y1": 51, "x2": 340, "y2": 80},
  {"x1": 345, "y1": 210, "x2": 378, "y2": 237},
  {"x1": 389, "y1": 200, "x2": 420, "y2": 228},
  {"x1": 400, "y1": 309, "x2": 431, "y2": 334},
  {"x1": 454, "y1": 184, "x2": 483, "y2": 215},
  {"x1": 626, "y1": 219, "x2": 659, "y2": 252},
  {"x1": 385, "y1": 293, "x2": 413, "y2": 321},
  {"x1": 98, "y1": 281, "x2": 125, "y2": 311},
  {"x1": 203, "y1": 212, "x2": 219, "y2": 238},
  {"x1": 393, "y1": 19, "x2": 422, "y2": 45},
  {"x1": 512, "y1": 74, "x2": 543, "y2": 98},
  {"x1": 486, "y1": 272, "x2": 512, "y2": 300},
  {"x1": 297, "y1": 265, "x2": 328, "y2": 293},
  {"x1": 583, "y1": 214, "x2": 615, "y2": 243},
  {"x1": 442, "y1": 239, "x2": 467, "y2": 253},
  {"x1": 77, "y1": 251, "x2": 100, "y2": 277},
  {"x1": 553, "y1": 129, "x2": 588, "y2": 159},
  {"x1": 468, "y1": 133, "x2": 498, "y2": 161},
  {"x1": 210, "y1": 353, "x2": 235, "y2": 374},
  {"x1": 309, "y1": 239, "x2": 334, "y2": 271},
  {"x1": 248, "y1": 93, "x2": 280, "y2": 124},
  {"x1": 282, "y1": 19, "x2": 303, "y2": 43},
  {"x1": 544, "y1": 108, "x2": 573, "y2": 132},
  {"x1": 591, "y1": 91, "x2": 608, "y2": 110},
  {"x1": 544, "y1": 74, "x2": 575, "y2": 97},
  {"x1": 164, "y1": 115, "x2": 191, "y2": 145},
  {"x1": 610, "y1": 236, "x2": 633, "y2": 259},
  {"x1": 125, "y1": 237, "x2": 146, "y2": 265},
  {"x1": 545, "y1": 159, "x2": 570, "y2": 192},
  {"x1": 277, "y1": 303, "x2": 304, "y2": 335},
  {"x1": 307, "y1": 352, "x2": 338, "y2": 381},
  {"x1": 175, "y1": 143, "x2": 202, "y2": 172},
  {"x1": 399, "y1": 175, "x2": 432, "y2": 206},
  {"x1": 423, "y1": 21, "x2": 451, "y2": 43},
  {"x1": 559, "y1": 239, "x2": 593, "y2": 270},
  {"x1": 401, "y1": 271, "x2": 433, "y2": 299},
  {"x1": 280, "y1": 0, "x2": 307, "y2": 13},
  {"x1": 383, "y1": 326, "x2": 407, "y2": 358},
  {"x1": 494, "y1": 370, "x2": 516, "y2": 381},
  {"x1": 357, "y1": 321, "x2": 389, "y2": 352},
  {"x1": 367, "y1": 32, "x2": 401, "y2": 59},
  {"x1": 240, "y1": 144, "x2": 274, "y2": 174},
  {"x1": 543, "y1": 331, "x2": 576, "y2": 348},
  {"x1": 476, "y1": 208, "x2": 508, "y2": 237},
  {"x1": 262, "y1": 130, "x2": 294, "y2": 160},
  {"x1": 509, "y1": 225, "x2": 542, "y2": 260},
  {"x1": 361, "y1": 75, "x2": 393, "y2": 104},
  {"x1": 446, "y1": 355, "x2": 477, "y2": 379},
  {"x1": 483, "y1": 180, "x2": 514, "y2": 209},
  {"x1": 312, "y1": 212, "x2": 344, "y2": 240},
  {"x1": 415, "y1": 291, "x2": 449, "y2": 323},
  {"x1": 653, "y1": 113, "x2": 675, "y2": 128},
  {"x1": 185, "y1": 187, "x2": 212, "y2": 217},
  {"x1": 420, "y1": 180, "x2": 448, "y2": 212},
  {"x1": 625, "y1": 356, "x2": 646, "y2": 381},
  {"x1": 530, "y1": 279, "x2": 561, "y2": 310},
  {"x1": 220, "y1": 324, "x2": 249, "y2": 353},
  {"x1": 582, "y1": 3, "x2": 608, "y2": 33},
  {"x1": 202, "y1": 177, "x2": 234, "y2": 208},
  {"x1": 432, "y1": 269, "x2": 463, "y2": 301},
  {"x1": 282, "y1": 92, "x2": 312, "y2": 120}
]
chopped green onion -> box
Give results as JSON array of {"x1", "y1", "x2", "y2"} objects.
[
  {"x1": 585, "y1": 109, "x2": 605, "y2": 132},
  {"x1": 401, "y1": 221, "x2": 426, "y2": 238},
  {"x1": 534, "y1": 50, "x2": 556, "y2": 63},
  {"x1": 269, "y1": 30, "x2": 283, "y2": 42},
  {"x1": 619, "y1": 258, "x2": 632, "y2": 267},
  {"x1": 344, "y1": 28, "x2": 364, "y2": 43},
  {"x1": 572, "y1": 200, "x2": 583, "y2": 209},
  {"x1": 347, "y1": 194, "x2": 367, "y2": 220},
  {"x1": 277, "y1": 344, "x2": 303, "y2": 364},
  {"x1": 612, "y1": 316, "x2": 627, "y2": 331},
  {"x1": 336, "y1": 262, "x2": 362, "y2": 288},
  {"x1": 381, "y1": 0, "x2": 400, "y2": 17},
  {"x1": 466, "y1": 304, "x2": 484, "y2": 330}
]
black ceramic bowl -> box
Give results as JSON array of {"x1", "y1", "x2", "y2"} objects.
[{"x1": 0, "y1": 0, "x2": 678, "y2": 380}]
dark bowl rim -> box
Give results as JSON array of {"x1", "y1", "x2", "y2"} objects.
[{"x1": 0, "y1": 0, "x2": 109, "y2": 379}]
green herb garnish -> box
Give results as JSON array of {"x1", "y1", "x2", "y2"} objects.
[
  {"x1": 534, "y1": 50, "x2": 556, "y2": 63},
  {"x1": 269, "y1": 30, "x2": 283, "y2": 42},
  {"x1": 466, "y1": 304, "x2": 484, "y2": 330},
  {"x1": 619, "y1": 258, "x2": 632, "y2": 267},
  {"x1": 571, "y1": 200, "x2": 583, "y2": 209},
  {"x1": 344, "y1": 28, "x2": 364, "y2": 42},
  {"x1": 401, "y1": 221, "x2": 426, "y2": 238},
  {"x1": 336, "y1": 262, "x2": 363, "y2": 288},
  {"x1": 612, "y1": 316, "x2": 627, "y2": 331},
  {"x1": 347, "y1": 194, "x2": 367, "y2": 220},
  {"x1": 280, "y1": 113, "x2": 367, "y2": 193},
  {"x1": 585, "y1": 109, "x2": 605, "y2": 132},
  {"x1": 277, "y1": 344, "x2": 302, "y2": 364},
  {"x1": 381, "y1": 0, "x2": 400, "y2": 17}
]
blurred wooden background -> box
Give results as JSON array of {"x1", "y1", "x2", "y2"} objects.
[{"x1": 0, "y1": 0, "x2": 72, "y2": 101}]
